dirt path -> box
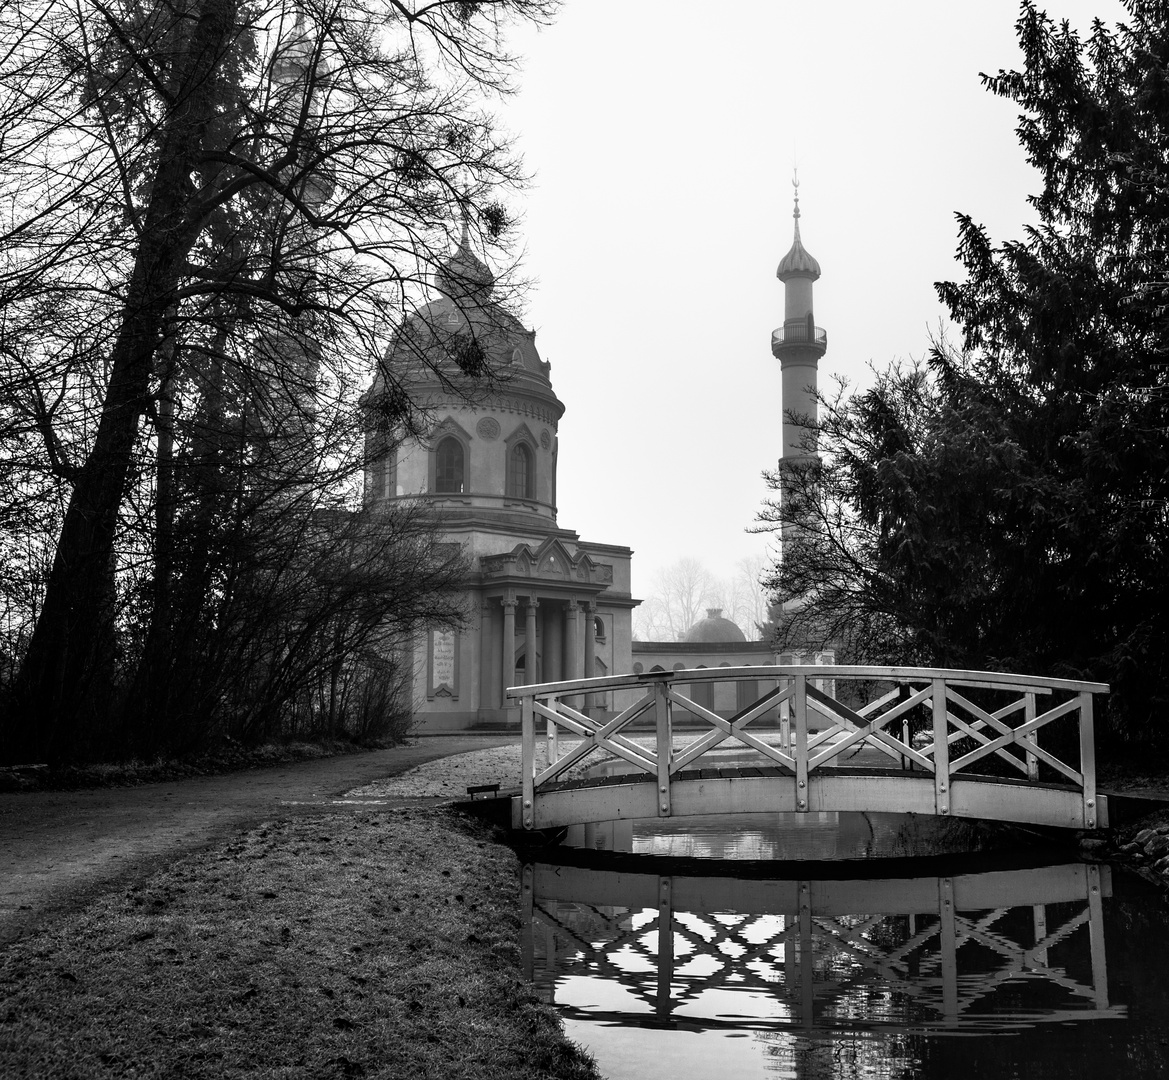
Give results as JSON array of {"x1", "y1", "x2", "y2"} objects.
[{"x1": 0, "y1": 735, "x2": 518, "y2": 947}]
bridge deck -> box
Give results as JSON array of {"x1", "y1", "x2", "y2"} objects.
[
  {"x1": 541, "y1": 762, "x2": 1083, "y2": 795},
  {"x1": 514, "y1": 762, "x2": 1107, "y2": 832}
]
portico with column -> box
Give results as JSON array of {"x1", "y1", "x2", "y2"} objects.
[
  {"x1": 362, "y1": 223, "x2": 638, "y2": 730},
  {"x1": 475, "y1": 536, "x2": 634, "y2": 721}
]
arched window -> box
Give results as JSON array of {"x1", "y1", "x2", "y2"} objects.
[
  {"x1": 594, "y1": 615, "x2": 605, "y2": 642},
  {"x1": 507, "y1": 442, "x2": 534, "y2": 500},
  {"x1": 435, "y1": 436, "x2": 465, "y2": 493}
]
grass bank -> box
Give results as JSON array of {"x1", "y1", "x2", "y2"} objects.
[
  {"x1": 0, "y1": 737, "x2": 388, "y2": 792},
  {"x1": 0, "y1": 807, "x2": 599, "y2": 1080}
]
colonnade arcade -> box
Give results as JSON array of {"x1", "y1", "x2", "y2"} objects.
[
  {"x1": 476, "y1": 535, "x2": 620, "y2": 716},
  {"x1": 481, "y1": 589, "x2": 603, "y2": 711}
]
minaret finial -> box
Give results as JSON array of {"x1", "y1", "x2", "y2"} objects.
[
  {"x1": 792, "y1": 170, "x2": 801, "y2": 240},
  {"x1": 458, "y1": 185, "x2": 472, "y2": 249}
]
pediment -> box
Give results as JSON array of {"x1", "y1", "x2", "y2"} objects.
[
  {"x1": 428, "y1": 414, "x2": 473, "y2": 445},
  {"x1": 479, "y1": 536, "x2": 613, "y2": 586}
]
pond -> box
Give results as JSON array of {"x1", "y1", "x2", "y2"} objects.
[{"x1": 521, "y1": 813, "x2": 1169, "y2": 1080}]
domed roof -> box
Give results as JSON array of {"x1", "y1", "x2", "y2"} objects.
[
  {"x1": 776, "y1": 178, "x2": 820, "y2": 281},
  {"x1": 362, "y1": 224, "x2": 563, "y2": 420},
  {"x1": 684, "y1": 608, "x2": 747, "y2": 644}
]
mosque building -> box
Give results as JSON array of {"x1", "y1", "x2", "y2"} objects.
[
  {"x1": 362, "y1": 225, "x2": 636, "y2": 728},
  {"x1": 364, "y1": 180, "x2": 829, "y2": 730}
]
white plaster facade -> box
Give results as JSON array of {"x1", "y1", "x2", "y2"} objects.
[{"x1": 362, "y1": 236, "x2": 637, "y2": 728}]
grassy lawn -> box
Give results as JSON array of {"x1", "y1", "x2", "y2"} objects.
[{"x1": 0, "y1": 807, "x2": 600, "y2": 1080}]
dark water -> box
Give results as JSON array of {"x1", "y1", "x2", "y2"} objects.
[{"x1": 521, "y1": 814, "x2": 1169, "y2": 1080}]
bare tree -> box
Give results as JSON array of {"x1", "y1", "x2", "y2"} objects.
[
  {"x1": 635, "y1": 554, "x2": 774, "y2": 643},
  {"x1": 0, "y1": 0, "x2": 555, "y2": 762},
  {"x1": 634, "y1": 558, "x2": 718, "y2": 641},
  {"x1": 720, "y1": 553, "x2": 771, "y2": 640}
]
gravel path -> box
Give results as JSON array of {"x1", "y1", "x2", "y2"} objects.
[
  {"x1": 0, "y1": 735, "x2": 518, "y2": 946},
  {"x1": 345, "y1": 742, "x2": 527, "y2": 799}
]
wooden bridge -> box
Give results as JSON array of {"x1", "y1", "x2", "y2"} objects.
[
  {"x1": 508, "y1": 665, "x2": 1109, "y2": 833},
  {"x1": 522, "y1": 860, "x2": 1121, "y2": 1031}
]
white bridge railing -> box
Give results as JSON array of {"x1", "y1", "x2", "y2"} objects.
[{"x1": 508, "y1": 666, "x2": 1110, "y2": 832}]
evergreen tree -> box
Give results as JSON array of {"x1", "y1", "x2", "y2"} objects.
[{"x1": 761, "y1": 0, "x2": 1169, "y2": 739}]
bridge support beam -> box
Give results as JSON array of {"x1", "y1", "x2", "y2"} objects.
[
  {"x1": 1080, "y1": 691, "x2": 1097, "y2": 829},
  {"x1": 655, "y1": 679, "x2": 672, "y2": 817},
  {"x1": 794, "y1": 673, "x2": 808, "y2": 812},
  {"x1": 933, "y1": 679, "x2": 950, "y2": 818},
  {"x1": 521, "y1": 692, "x2": 534, "y2": 830},
  {"x1": 514, "y1": 772, "x2": 1108, "y2": 832}
]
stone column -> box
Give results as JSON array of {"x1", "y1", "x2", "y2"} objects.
[
  {"x1": 501, "y1": 596, "x2": 517, "y2": 703},
  {"x1": 479, "y1": 597, "x2": 493, "y2": 712},
  {"x1": 565, "y1": 599, "x2": 580, "y2": 681},
  {"x1": 564, "y1": 598, "x2": 581, "y2": 710},
  {"x1": 545, "y1": 602, "x2": 563, "y2": 683},
  {"x1": 583, "y1": 600, "x2": 597, "y2": 713},
  {"x1": 525, "y1": 598, "x2": 539, "y2": 684}
]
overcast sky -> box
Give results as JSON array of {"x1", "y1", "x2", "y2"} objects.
[{"x1": 496, "y1": 0, "x2": 1129, "y2": 604}]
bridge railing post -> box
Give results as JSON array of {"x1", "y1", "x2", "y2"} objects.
[
  {"x1": 1024, "y1": 691, "x2": 1039, "y2": 781},
  {"x1": 546, "y1": 701, "x2": 559, "y2": 767},
  {"x1": 521, "y1": 692, "x2": 535, "y2": 830},
  {"x1": 932, "y1": 678, "x2": 950, "y2": 817},
  {"x1": 780, "y1": 677, "x2": 792, "y2": 755},
  {"x1": 1080, "y1": 690, "x2": 1097, "y2": 829},
  {"x1": 794, "y1": 673, "x2": 809, "y2": 812},
  {"x1": 654, "y1": 678, "x2": 672, "y2": 817}
]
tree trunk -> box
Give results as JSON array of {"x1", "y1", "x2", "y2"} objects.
[
  {"x1": 6, "y1": 0, "x2": 240, "y2": 765},
  {"x1": 127, "y1": 328, "x2": 178, "y2": 754}
]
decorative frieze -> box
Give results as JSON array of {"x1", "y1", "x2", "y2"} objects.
[{"x1": 415, "y1": 392, "x2": 561, "y2": 428}]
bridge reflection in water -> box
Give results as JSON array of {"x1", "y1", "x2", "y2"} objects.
[{"x1": 521, "y1": 858, "x2": 1121, "y2": 1043}]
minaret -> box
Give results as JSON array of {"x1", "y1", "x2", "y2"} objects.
[
  {"x1": 765, "y1": 176, "x2": 828, "y2": 646},
  {"x1": 771, "y1": 174, "x2": 826, "y2": 467}
]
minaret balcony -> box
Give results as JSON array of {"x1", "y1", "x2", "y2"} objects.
[{"x1": 772, "y1": 320, "x2": 827, "y2": 357}]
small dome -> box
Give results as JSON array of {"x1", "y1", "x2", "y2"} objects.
[
  {"x1": 435, "y1": 242, "x2": 494, "y2": 298},
  {"x1": 776, "y1": 234, "x2": 821, "y2": 281},
  {"x1": 684, "y1": 608, "x2": 747, "y2": 644},
  {"x1": 776, "y1": 176, "x2": 820, "y2": 281},
  {"x1": 434, "y1": 222, "x2": 494, "y2": 299}
]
